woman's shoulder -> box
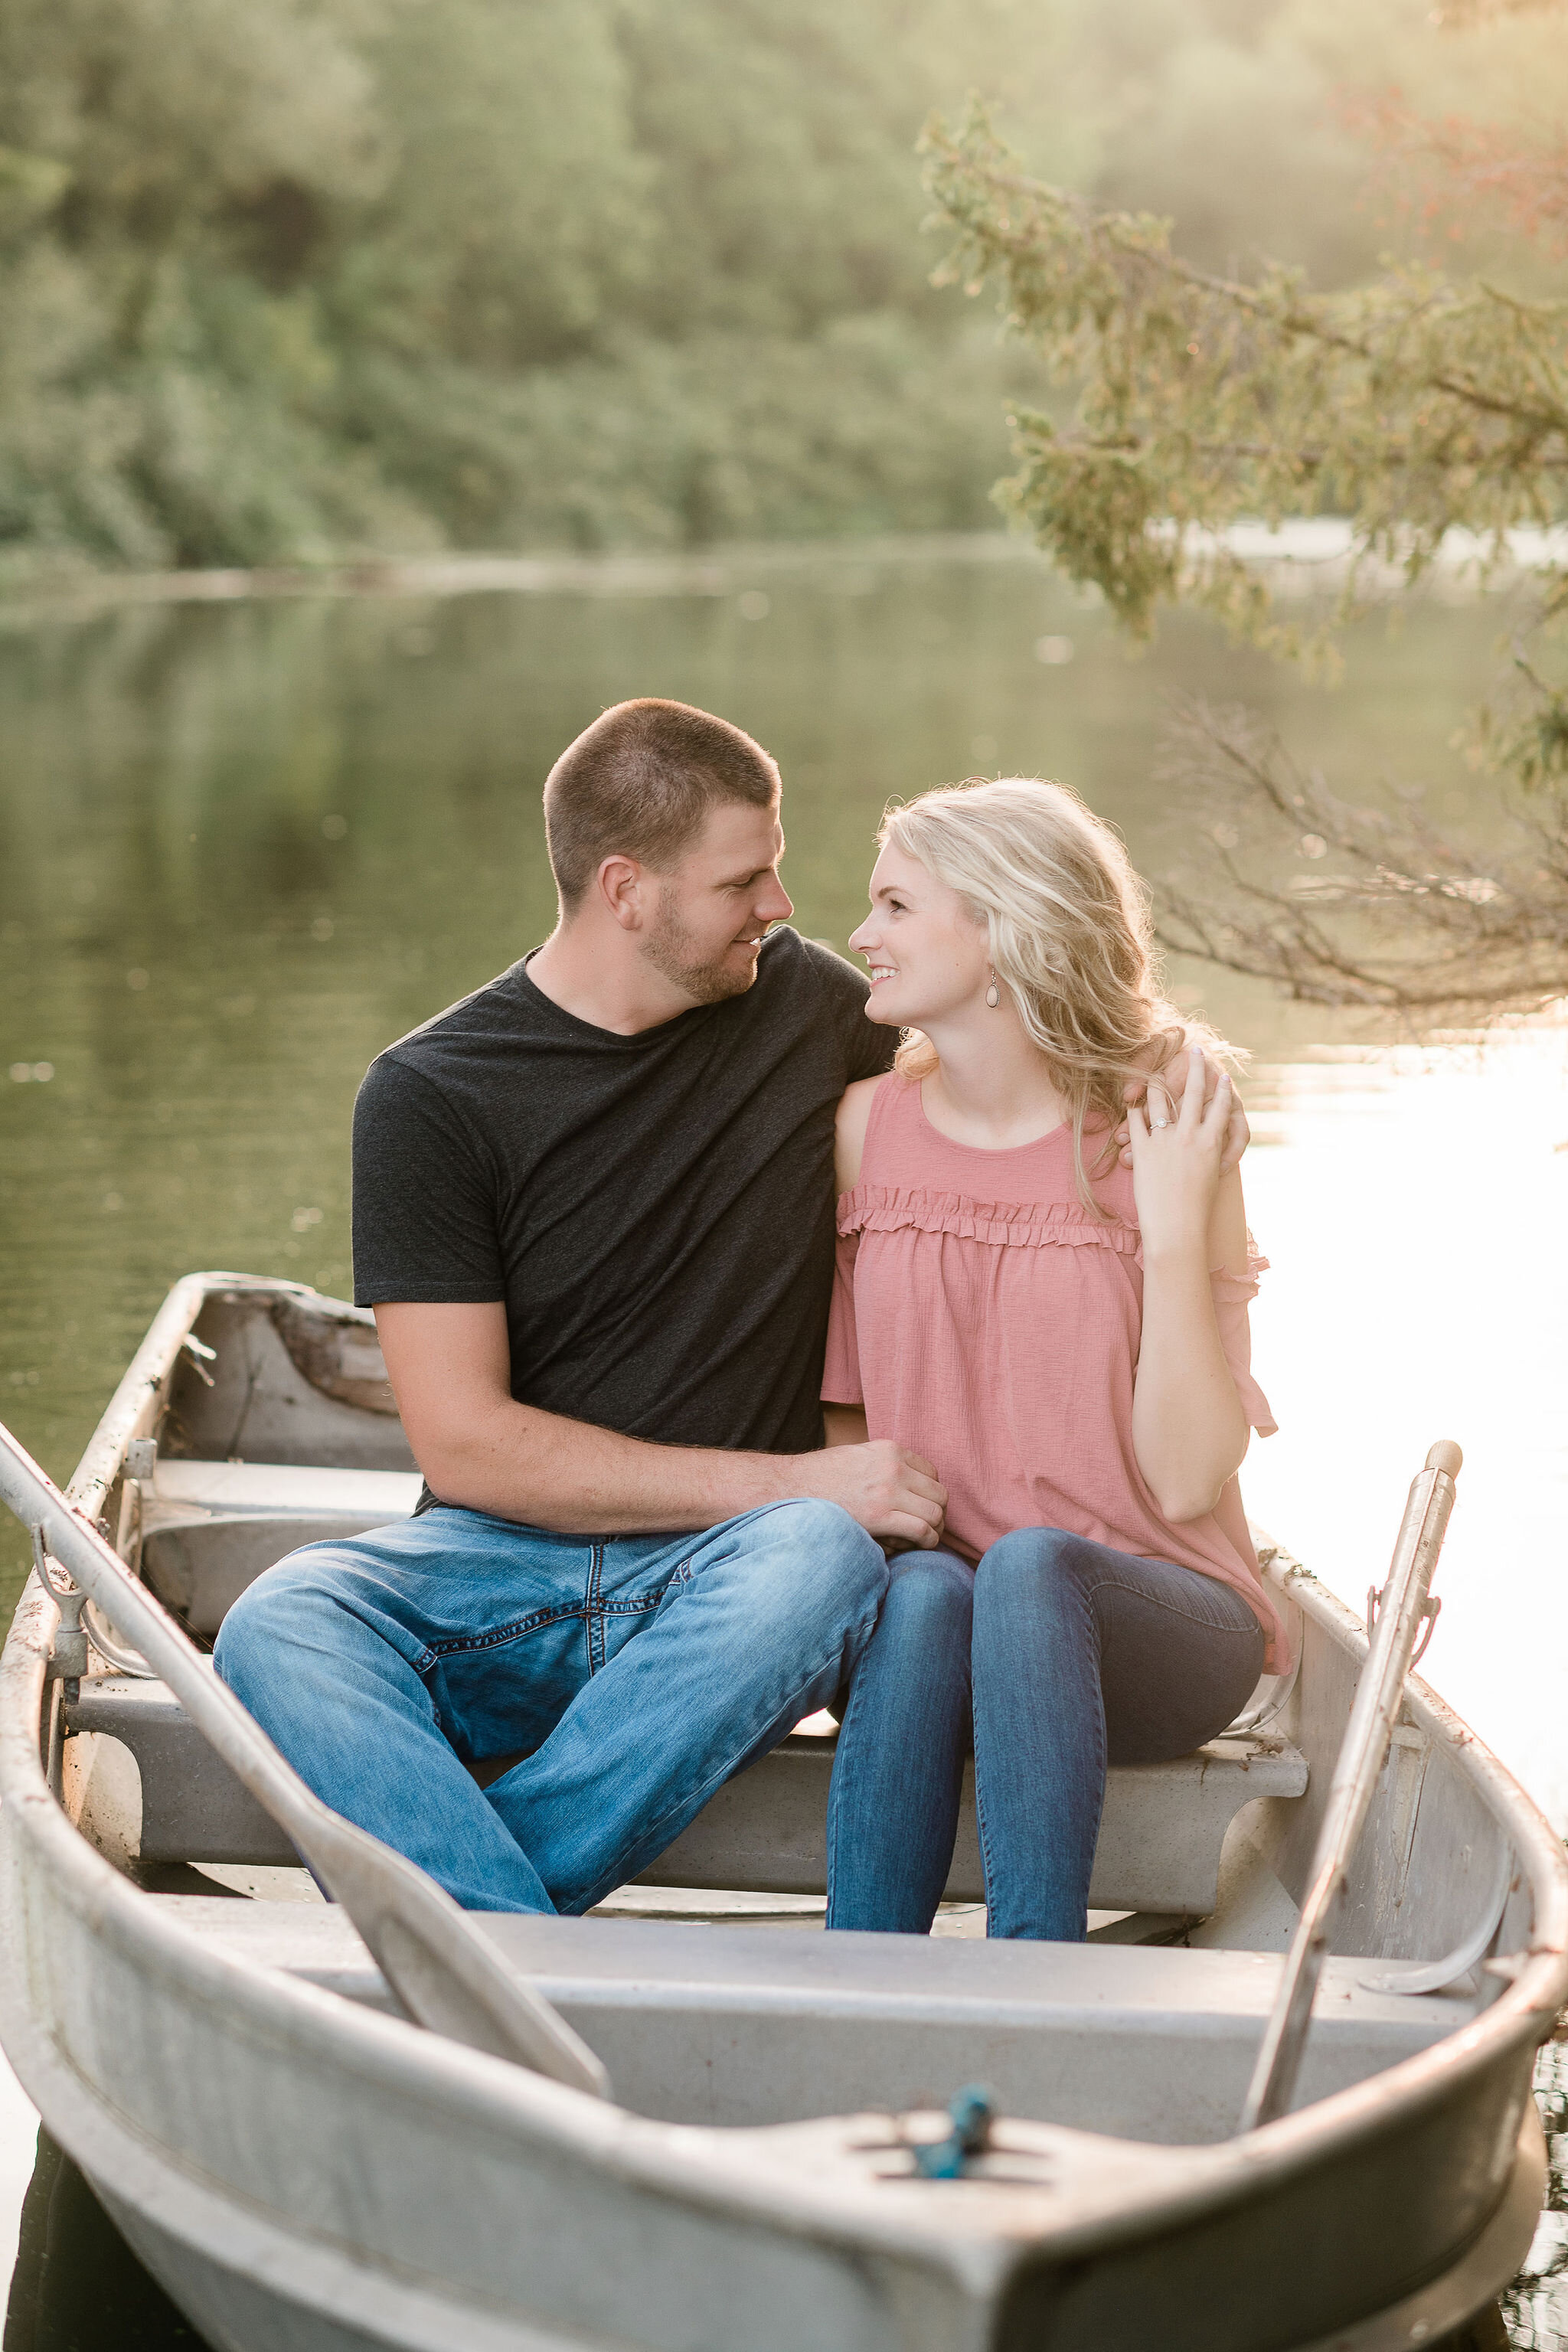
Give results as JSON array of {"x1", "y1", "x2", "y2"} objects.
[{"x1": 834, "y1": 1070, "x2": 906, "y2": 1193}]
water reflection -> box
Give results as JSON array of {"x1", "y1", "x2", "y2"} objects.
[
  {"x1": 1508, "y1": 2047, "x2": 1568, "y2": 2352},
  {"x1": 0, "y1": 546, "x2": 1563, "y2": 2346},
  {"x1": 5, "y1": 2132, "x2": 210, "y2": 2350},
  {"x1": 0, "y1": 541, "x2": 1521, "y2": 1606}
]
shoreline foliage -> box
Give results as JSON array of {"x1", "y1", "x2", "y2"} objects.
[
  {"x1": 922, "y1": 3, "x2": 1568, "y2": 1025},
  {"x1": 0, "y1": 0, "x2": 1478, "y2": 583},
  {"x1": 0, "y1": 0, "x2": 1055, "y2": 577}
]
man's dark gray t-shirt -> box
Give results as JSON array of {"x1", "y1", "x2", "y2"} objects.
[{"x1": 351, "y1": 929, "x2": 896, "y2": 1478}]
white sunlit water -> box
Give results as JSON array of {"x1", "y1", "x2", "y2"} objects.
[{"x1": 1242, "y1": 1025, "x2": 1568, "y2": 1837}]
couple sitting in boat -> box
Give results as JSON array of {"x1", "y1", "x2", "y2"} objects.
[{"x1": 216, "y1": 696, "x2": 1284, "y2": 1939}]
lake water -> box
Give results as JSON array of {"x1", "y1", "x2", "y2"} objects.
[{"x1": 0, "y1": 539, "x2": 1564, "y2": 2343}]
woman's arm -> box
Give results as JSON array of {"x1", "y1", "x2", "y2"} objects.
[
  {"x1": 834, "y1": 1073, "x2": 887, "y2": 1193},
  {"x1": 1128, "y1": 1057, "x2": 1250, "y2": 1523},
  {"x1": 823, "y1": 1082, "x2": 885, "y2": 1459}
]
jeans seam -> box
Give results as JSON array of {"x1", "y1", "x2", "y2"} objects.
[
  {"x1": 427, "y1": 1580, "x2": 669, "y2": 1669},
  {"x1": 825, "y1": 1624, "x2": 880, "y2": 1915},
  {"x1": 586, "y1": 1542, "x2": 605, "y2": 1676},
  {"x1": 1078, "y1": 1569, "x2": 1262, "y2": 1638},
  {"x1": 972, "y1": 1704, "x2": 997, "y2": 1918},
  {"x1": 426, "y1": 1604, "x2": 588, "y2": 1660}
]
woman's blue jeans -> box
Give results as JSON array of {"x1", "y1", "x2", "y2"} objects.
[
  {"x1": 825, "y1": 1527, "x2": 1266, "y2": 1942},
  {"x1": 214, "y1": 1498, "x2": 887, "y2": 1916}
]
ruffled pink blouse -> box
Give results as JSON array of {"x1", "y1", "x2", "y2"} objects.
[{"x1": 822, "y1": 1073, "x2": 1288, "y2": 1673}]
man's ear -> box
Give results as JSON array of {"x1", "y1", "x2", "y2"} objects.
[{"x1": 596, "y1": 855, "x2": 648, "y2": 932}]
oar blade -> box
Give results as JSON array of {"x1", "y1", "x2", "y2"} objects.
[
  {"x1": 311, "y1": 1827, "x2": 609, "y2": 2096},
  {"x1": 0, "y1": 1414, "x2": 610, "y2": 2099},
  {"x1": 372, "y1": 1909, "x2": 609, "y2": 2098}
]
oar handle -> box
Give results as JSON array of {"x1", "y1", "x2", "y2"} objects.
[
  {"x1": 0, "y1": 1417, "x2": 608, "y2": 2099},
  {"x1": 1238, "y1": 1440, "x2": 1462, "y2": 2135}
]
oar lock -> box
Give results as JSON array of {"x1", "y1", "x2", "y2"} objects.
[
  {"x1": 1366, "y1": 1580, "x2": 1442, "y2": 1668},
  {"x1": 34, "y1": 1527, "x2": 88, "y2": 1684}
]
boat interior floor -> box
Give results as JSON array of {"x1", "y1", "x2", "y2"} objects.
[{"x1": 146, "y1": 1894, "x2": 1482, "y2": 2146}]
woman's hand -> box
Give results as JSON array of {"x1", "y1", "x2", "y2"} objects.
[
  {"x1": 1126, "y1": 1052, "x2": 1232, "y2": 1267},
  {"x1": 1117, "y1": 1050, "x2": 1247, "y2": 1173}
]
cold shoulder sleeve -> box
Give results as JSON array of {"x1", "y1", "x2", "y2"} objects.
[
  {"x1": 821, "y1": 1229, "x2": 864, "y2": 1406},
  {"x1": 1210, "y1": 1239, "x2": 1278, "y2": 1438}
]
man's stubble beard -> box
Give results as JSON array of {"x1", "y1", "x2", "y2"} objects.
[{"x1": 641, "y1": 890, "x2": 761, "y2": 1005}]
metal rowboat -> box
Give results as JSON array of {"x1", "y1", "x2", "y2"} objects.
[{"x1": 0, "y1": 1272, "x2": 1563, "y2": 2352}]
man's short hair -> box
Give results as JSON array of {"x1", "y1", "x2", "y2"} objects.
[{"x1": 544, "y1": 699, "x2": 780, "y2": 909}]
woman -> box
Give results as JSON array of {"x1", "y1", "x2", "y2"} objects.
[{"x1": 822, "y1": 776, "x2": 1286, "y2": 1942}]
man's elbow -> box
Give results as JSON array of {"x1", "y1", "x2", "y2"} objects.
[
  {"x1": 399, "y1": 1408, "x2": 515, "y2": 1514},
  {"x1": 406, "y1": 1438, "x2": 475, "y2": 1509}
]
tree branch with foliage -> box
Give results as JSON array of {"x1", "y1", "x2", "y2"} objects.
[
  {"x1": 1158, "y1": 703, "x2": 1568, "y2": 1019},
  {"x1": 921, "y1": 93, "x2": 1568, "y2": 1024}
]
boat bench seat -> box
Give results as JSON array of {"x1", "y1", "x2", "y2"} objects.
[
  {"x1": 78, "y1": 1456, "x2": 1308, "y2": 1918},
  {"x1": 136, "y1": 1460, "x2": 426, "y2": 1638},
  {"x1": 149, "y1": 1899, "x2": 1469, "y2": 2144},
  {"x1": 635, "y1": 1725, "x2": 1305, "y2": 1916},
  {"x1": 68, "y1": 1671, "x2": 1307, "y2": 1918}
]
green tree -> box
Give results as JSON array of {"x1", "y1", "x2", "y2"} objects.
[
  {"x1": 0, "y1": 0, "x2": 420, "y2": 570},
  {"x1": 0, "y1": 0, "x2": 1059, "y2": 572},
  {"x1": 328, "y1": 0, "x2": 1047, "y2": 552},
  {"x1": 923, "y1": 4, "x2": 1568, "y2": 1024},
  {"x1": 11, "y1": 0, "x2": 1537, "y2": 584}
]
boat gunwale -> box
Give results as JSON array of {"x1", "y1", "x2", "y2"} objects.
[{"x1": 2, "y1": 1270, "x2": 1564, "y2": 2276}]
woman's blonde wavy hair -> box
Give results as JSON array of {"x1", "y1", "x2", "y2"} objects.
[{"x1": 884, "y1": 776, "x2": 1235, "y2": 1214}]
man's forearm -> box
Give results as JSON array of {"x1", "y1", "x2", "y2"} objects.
[
  {"x1": 375, "y1": 1300, "x2": 946, "y2": 1545},
  {"x1": 421, "y1": 1396, "x2": 795, "y2": 1534}
]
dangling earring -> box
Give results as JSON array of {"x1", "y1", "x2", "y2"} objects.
[{"x1": 985, "y1": 968, "x2": 1000, "y2": 1009}]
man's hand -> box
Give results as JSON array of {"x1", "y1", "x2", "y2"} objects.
[
  {"x1": 786, "y1": 1439, "x2": 947, "y2": 1552},
  {"x1": 1117, "y1": 1043, "x2": 1249, "y2": 1174}
]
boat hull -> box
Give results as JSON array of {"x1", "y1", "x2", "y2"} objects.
[
  {"x1": 0, "y1": 1600, "x2": 1553, "y2": 2352},
  {"x1": 86, "y1": 2122, "x2": 1552, "y2": 2352},
  {"x1": 2, "y1": 1276, "x2": 1564, "y2": 2352}
]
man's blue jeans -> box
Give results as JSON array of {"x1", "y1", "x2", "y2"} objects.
[
  {"x1": 825, "y1": 1527, "x2": 1265, "y2": 1942},
  {"x1": 214, "y1": 1498, "x2": 887, "y2": 1915}
]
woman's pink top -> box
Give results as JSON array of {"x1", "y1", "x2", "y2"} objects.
[{"x1": 822, "y1": 1073, "x2": 1288, "y2": 1672}]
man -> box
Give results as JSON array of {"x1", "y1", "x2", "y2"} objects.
[{"x1": 216, "y1": 698, "x2": 945, "y2": 1914}]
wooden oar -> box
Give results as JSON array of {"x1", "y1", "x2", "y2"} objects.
[
  {"x1": 1238, "y1": 1440, "x2": 1462, "y2": 2133},
  {"x1": 0, "y1": 1418, "x2": 609, "y2": 2100}
]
